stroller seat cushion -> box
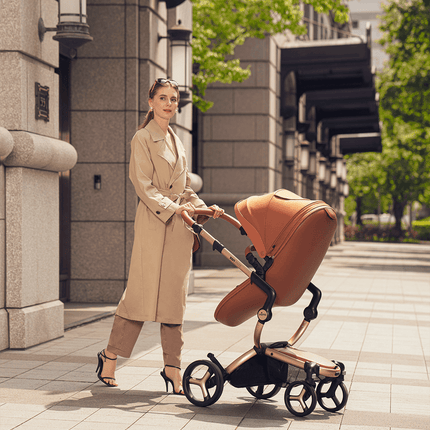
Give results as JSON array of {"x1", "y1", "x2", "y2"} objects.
[{"x1": 215, "y1": 190, "x2": 337, "y2": 327}]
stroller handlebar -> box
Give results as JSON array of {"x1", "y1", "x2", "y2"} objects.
[{"x1": 181, "y1": 208, "x2": 242, "y2": 230}]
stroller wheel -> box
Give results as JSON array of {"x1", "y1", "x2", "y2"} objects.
[
  {"x1": 284, "y1": 381, "x2": 317, "y2": 417},
  {"x1": 316, "y1": 379, "x2": 348, "y2": 412},
  {"x1": 246, "y1": 384, "x2": 282, "y2": 400},
  {"x1": 183, "y1": 360, "x2": 224, "y2": 407}
]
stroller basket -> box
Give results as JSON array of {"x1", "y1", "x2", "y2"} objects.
[{"x1": 229, "y1": 354, "x2": 289, "y2": 388}]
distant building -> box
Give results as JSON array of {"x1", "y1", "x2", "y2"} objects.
[{"x1": 348, "y1": 0, "x2": 389, "y2": 71}]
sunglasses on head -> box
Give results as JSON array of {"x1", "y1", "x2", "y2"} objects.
[{"x1": 154, "y1": 78, "x2": 179, "y2": 87}]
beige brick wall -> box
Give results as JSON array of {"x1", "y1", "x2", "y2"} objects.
[{"x1": 197, "y1": 36, "x2": 282, "y2": 266}]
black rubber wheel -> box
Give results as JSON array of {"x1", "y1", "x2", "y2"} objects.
[
  {"x1": 246, "y1": 384, "x2": 282, "y2": 399},
  {"x1": 183, "y1": 360, "x2": 224, "y2": 407},
  {"x1": 316, "y1": 379, "x2": 349, "y2": 412},
  {"x1": 284, "y1": 381, "x2": 317, "y2": 417}
]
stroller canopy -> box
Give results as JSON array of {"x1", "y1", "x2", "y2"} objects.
[{"x1": 235, "y1": 189, "x2": 334, "y2": 258}]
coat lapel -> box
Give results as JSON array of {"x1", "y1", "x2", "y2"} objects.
[
  {"x1": 145, "y1": 120, "x2": 176, "y2": 169},
  {"x1": 145, "y1": 120, "x2": 186, "y2": 186},
  {"x1": 167, "y1": 127, "x2": 186, "y2": 187}
]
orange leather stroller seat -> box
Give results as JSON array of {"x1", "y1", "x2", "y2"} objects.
[{"x1": 214, "y1": 190, "x2": 337, "y2": 327}]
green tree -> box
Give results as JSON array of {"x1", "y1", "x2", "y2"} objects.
[
  {"x1": 192, "y1": 0, "x2": 349, "y2": 112},
  {"x1": 345, "y1": 153, "x2": 388, "y2": 225},
  {"x1": 377, "y1": 0, "x2": 430, "y2": 233}
]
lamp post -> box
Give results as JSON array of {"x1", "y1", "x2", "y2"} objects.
[{"x1": 38, "y1": 0, "x2": 93, "y2": 50}]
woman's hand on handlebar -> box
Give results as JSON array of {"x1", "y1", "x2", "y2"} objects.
[
  {"x1": 176, "y1": 202, "x2": 195, "y2": 217},
  {"x1": 208, "y1": 204, "x2": 224, "y2": 219}
]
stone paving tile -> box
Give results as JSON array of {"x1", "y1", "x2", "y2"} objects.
[
  {"x1": 82, "y1": 407, "x2": 145, "y2": 423},
  {"x1": 0, "y1": 368, "x2": 28, "y2": 378},
  {"x1": 0, "y1": 360, "x2": 46, "y2": 369},
  {"x1": 13, "y1": 418, "x2": 81, "y2": 429},
  {"x1": 128, "y1": 412, "x2": 194, "y2": 429},
  {"x1": 0, "y1": 417, "x2": 30, "y2": 430},
  {"x1": 0, "y1": 378, "x2": 51, "y2": 390},
  {"x1": 70, "y1": 423, "x2": 132, "y2": 430}
]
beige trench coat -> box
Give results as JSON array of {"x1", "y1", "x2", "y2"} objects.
[{"x1": 116, "y1": 120, "x2": 206, "y2": 324}]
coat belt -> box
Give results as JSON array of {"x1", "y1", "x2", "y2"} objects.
[{"x1": 158, "y1": 188, "x2": 187, "y2": 204}]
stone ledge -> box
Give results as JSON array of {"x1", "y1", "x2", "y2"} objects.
[
  {"x1": 0, "y1": 127, "x2": 14, "y2": 159},
  {"x1": 4, "y1": 131, "x2": 77, "y2": 173},
  {"x1": 0, "y1": 309, "x2": 9, "y2": 351},
  {"x1": 7, "y1": 300, "x2": 64, "y2": 349}
]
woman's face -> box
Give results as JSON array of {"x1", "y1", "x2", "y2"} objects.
[{"x1": 149, "y1": 85, "x2": 179, "y2": 122}]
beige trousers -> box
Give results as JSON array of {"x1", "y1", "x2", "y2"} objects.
[{"x1": 106, "y1": 315, "x2": 183, "y2": 368}]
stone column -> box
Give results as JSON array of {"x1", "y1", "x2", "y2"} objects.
[
  {"x1": 3, "y1": 134, "x2": 77, "y2": 349},
  {"x1": 0, "y1": 0, "x2": 78, "y2": 349},
  {"x1": 0, "y1": 128, "x2": 14, "y2": 351}
]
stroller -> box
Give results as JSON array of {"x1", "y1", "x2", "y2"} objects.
[{"x1": 180, "y1": 189, "x2": 348, "y2": 417}]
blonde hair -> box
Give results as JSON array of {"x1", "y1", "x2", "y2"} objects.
[{"x1": 138, "y1": 80, "x2": 180, "y2": 130}]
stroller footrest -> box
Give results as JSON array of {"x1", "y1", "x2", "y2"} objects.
[{"x1": 266, "y1": 346, "x2": 342, "y2": 379}]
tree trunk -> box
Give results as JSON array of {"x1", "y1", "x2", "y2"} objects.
[
  {"x1": 356, "y1": 196, "x2": 363, "y2": 226},
  {"x1": 393, "y1": 198, "x2": 406, "y2": 236}
]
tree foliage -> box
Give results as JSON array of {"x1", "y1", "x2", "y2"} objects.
[
  {"x1": 191, "y1": 0, "x2": 349, "y2": 111},
  {"x1": 345, "y1": 152, "x2": 389, "y2": 224},
  {"x1": 375, "y1": 0, "x2": 430, "y2": 232}
]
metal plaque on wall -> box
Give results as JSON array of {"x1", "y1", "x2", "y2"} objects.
[{"x1": 35, "y1": 82, "x2": 50, "y2": 121}]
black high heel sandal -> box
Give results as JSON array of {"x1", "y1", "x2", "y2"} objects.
[
  {"x1": 160, "y1": 365, "x2": 184, "y2": 395},
  {"x1": 96, "y1": 349, "x2": 118, "y2": 387}
]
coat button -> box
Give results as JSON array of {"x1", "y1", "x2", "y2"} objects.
[
  {"x1": 169, "y1": 185, "x2": 172, "y2": 189},
  {"x1": 156, "y1": 211, "x2": 161, "y2": 214}
]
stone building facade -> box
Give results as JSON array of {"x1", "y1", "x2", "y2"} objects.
[{"x1": 0, "y1": 0, "x2": 379, "y2": 351}]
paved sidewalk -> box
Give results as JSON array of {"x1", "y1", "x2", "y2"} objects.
[{"x1": 0, "y1": 241, "x2": 429, "y2": 430}]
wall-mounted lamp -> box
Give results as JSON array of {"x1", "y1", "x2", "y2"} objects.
[
  {"x1": 343, "y1": 182, "x2": 349, "y2": 197},
  {"x1": 335, "y1": 156, "x2": 344, "y2": 178},
  {"x1": 38, "y1": 0, "x2": 93, "y2": 50},
  {"x1": 330, "y1": 164, "x2": 337, "y2": 189},
  {"x1": 94, "y1": 174, "x2": 101, "y2": 190},
  {"x1": 284, "y1": 131, "x2": 296, "y2": 164},
  {"x1": 300, "y1": 140, "x2": 310, "y2": 172},
  {"x1": 325, "y1": 159, "x2": 331, "y2": 185},
  {"x1": 318, "y1": 156, "x2": 326, "y2": 182},
  {"x1": 308, "y1": 150, "x2": 317, "y2": 177},
  {"x1": 160, "y1": 21, "x2": 192, "y2": 111},
  {"x1": 341, "y1": 159, "x2": 347, "y2": 181}
]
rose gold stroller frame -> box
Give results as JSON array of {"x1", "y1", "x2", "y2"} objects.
[{"x1": 181, "y1": 208, "x2": 348, "y2": 417}]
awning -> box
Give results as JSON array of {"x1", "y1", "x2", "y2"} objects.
[
  {"x1": 318, "y1": 115, "x2": 380, "y2": 143},
  {"x1": 335, "y1": 132, "x2": 382, "y2": 154},
  {"x1": 281, "y1": 35, "x2": 381, "y2": 154},
  {"x1": 281, "y1": 37, "x2": 373, "y2": 94},
  {"x1": 305, "y1": 88, "x2": 379, "y2": 121}
]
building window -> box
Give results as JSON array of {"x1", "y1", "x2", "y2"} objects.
[
  {"x1": 352, "y1": 20, "x2": 359, "y2": 29},
  {"x1": 313, "y1": 10, "x2": 319, "y2": 40}
]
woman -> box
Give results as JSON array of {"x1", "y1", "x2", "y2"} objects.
[{"x1": 95, "y1": 78, "x2": 224, "y2": 394}]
